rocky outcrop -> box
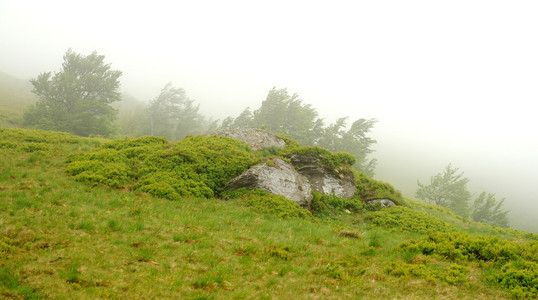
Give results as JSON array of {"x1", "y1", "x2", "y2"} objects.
[
  {"x1": 288, "y1": 154, "x2": 356, "y2": 199},
  {"x1": 225, "y1": 158, "x2": 313, "y2": 207},
  {"x1": 366, "y1": 199, "x2": 397, "y2": 208},
  {"x1": 296, "y1": 165, "x2": 356, "y2": 199},
  {"x1": 210, "y1": 128, "x2": 286, "y2": 151}
]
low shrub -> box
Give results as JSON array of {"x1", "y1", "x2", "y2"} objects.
[
  {"x1": 398, "y1": 232, "x2": 538, "y2": 263},
  {"x1": 285, "y1": 146, "x2": 355, "y2": 174},
  {"x1": 310, "y1": 191, "x2": 365, "y2": 217},
  {"x1": 65, "y1": 135, "x2": 256, "y2": 199},
  {"x1": 223, "y1": 189, "x2": 314, "y2": 221},
  {"x1": 367, "y1": 206, "x2": 455, "y2": 234},
  {"x1": 493, "y1": 260, "x2": 538, "y2": 298},
  {"x1": 354, "y1": 171, "x2": 403, "y2": 204},
  {"x1": 385, "y1": 261, "x2": 468, "y2": 285}
]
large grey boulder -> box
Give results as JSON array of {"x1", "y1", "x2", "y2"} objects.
[
  {"x1": 225, "y1": 158, "x2": 313, "y2": 207},
  {"x1": 288, "y1": 154, "x2": 356, "y2": 199},
  {"x1": 210, "y1": 128, "x2": 286, "y2": 151}
]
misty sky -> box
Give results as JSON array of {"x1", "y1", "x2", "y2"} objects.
[{"x1": 1, "y1": 0, "x2": 537, "y2": 232}]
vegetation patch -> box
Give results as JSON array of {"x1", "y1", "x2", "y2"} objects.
[
  {"x1": 354, "y1": 171, "x2": 403, "y2": 203},
  {"x1": 367, "y1": 206, "x2": 455, "y2": 234},
  {"x1": 66, "y1": 135, "x2": 256, "y2": 199},
  {"x1": 397, "y1": 232, "x2": 538, "y2": 297},
  {"x1": 492, "y1": 260, "x2": 538, "y2": 298},
  {"x1": 398, "y1": 232, "x2": 537, "y2": 263},
  {"x1": 310, "y1": 191, "x2": 365, "y2": 217},
  {"x1": 223, "y1": 189, "x2": 314, "y2": 221},
  {"x1": 385, "y1": 261, "x2": 468, "y2": 285},
  {"x1": 285, "y1": 146, "x2": 355, "y2": 175}
]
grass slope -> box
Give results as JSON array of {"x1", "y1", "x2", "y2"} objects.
[
  {"x1": 0, "y1": 72, "x2": 37, "y2": 127},
  {"x1": 1, "y1": 127, "x2": 536, "y2": 299}
]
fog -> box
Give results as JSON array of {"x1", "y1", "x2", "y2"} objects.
[{"x1": 1, "y1": 1, "x2": 537, "y2": 232}]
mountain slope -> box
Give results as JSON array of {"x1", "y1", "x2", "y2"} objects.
[
  {"x1": 0, "y1": 127, "x2": 536, "y2": 299},
  {"x1": 0, "y1": 72, "x2": 37, "y2": 127}
]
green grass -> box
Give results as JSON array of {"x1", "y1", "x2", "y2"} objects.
[{"x1": 1, "y1": 127, "x2": 536, "y2": 298}]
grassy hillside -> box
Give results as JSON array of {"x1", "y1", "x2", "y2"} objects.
[
  {"x1": 0, "y1": 72, "x2": 37, "y2": 127},
  {"x1": 1, "y1": 127, "x2": 536, "y2": 299}
]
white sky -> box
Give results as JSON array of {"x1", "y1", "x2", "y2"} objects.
[{"x1": 1, "y1": 0, "x2": 537, "y2": 231}]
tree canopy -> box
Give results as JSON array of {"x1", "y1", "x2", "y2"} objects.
[
  {"x1": 148, "y1": 83, "x2": 205, "y2": 141},
  {"x1": 23, "y1": 49, "x2": 122, "y2": 137},
  {"x1": 219, "y1": 87, "x2": 378, "y2": 176},
  {"x1": 416, "y1": 164, "x2": 471, "y2": 217},
  {"x1": 471, "y1": 192, "x2": 509, "y2": 228}
]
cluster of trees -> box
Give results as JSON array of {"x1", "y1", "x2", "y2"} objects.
[
  {"x1": 22, "y1": 49, "x2": 513, "y2": 229},
  {"x1": 416, "y1": 164, "x2": 509, "y2": 228},
  {"x1": 23, "y1": 50, "x2": 378, "y2": 176},
  {"x1": 23, "y1": 49, "x2": 209, "y2": 140},
  {"x1": 23, "y1": 49, "x2": 122, "y2": 136},
  {"x1": 219, "y1": 87, "x2": 377, "y2": 176}
]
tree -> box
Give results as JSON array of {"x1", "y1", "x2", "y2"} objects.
[
  {"x1": 23, "y1": 49, "x2": 122, "y2": 137},
  {"x1": 219, "y1": 87, "x2": 378, "y2": 175},
  {"x1": 416, "y1": 164, "x2": 471, "y2": 217},
  {"x1": 471, "y1": 192, "x2": 509, "y2": 228},
  {"x1": 317, "y1": 117, "x2": 377, "y2": 176},
  {"x1": 252, "y1": 87, "x2": 323, "y2": 145},
  {"x1": 148, "y1": 83, "x2": 203, "y2": 140}
]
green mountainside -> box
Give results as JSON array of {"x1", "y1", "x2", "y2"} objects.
[
  {"x1": 1, "y1": 127, "x2": 536, "y2": 299},
  {"x1": 0, "y1": 72, "x2": 37, "y2": 127}
]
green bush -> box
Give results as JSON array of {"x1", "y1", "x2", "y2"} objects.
[
  {"x1": 398, "y1": 232, "x2": 537, "y2": 264},
  {"x1": 223, "y1": 189, "x2": 313, "y2": 221},
  {"x1": 354, "y1": 171, "x2": 402, "y2": 203},
  {"x1": 494, "y1": 260, "x2": 538, "y2": 298},
  {"x1": 367, "y1": 206, "x2": 455, "y2": 234},
  {"x1": 310, "y1": 191, "x2": 365, "y2": 217},
  {"x1": 385, "y1": 261, "x2": 468, "y2": 285},
  {"x1": 285, "y1": 146, "x2": 355, "y2": 174},
  {"x1": 65, "y1": 135, "x2": 256, "y2": 199}
]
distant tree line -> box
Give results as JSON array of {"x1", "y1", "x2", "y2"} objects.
[
  {"x1": 23, "y1": 49, "x2": 379, "y2": 176},
  {"x1": 416, "y1": 164, "x2": 509, "y2": 228},
  {"x1": 219, "y1": 87, "x2": 377, "y2": 176}
]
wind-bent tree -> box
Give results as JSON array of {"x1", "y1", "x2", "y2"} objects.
[
  {"x1": 219, "y1": 87, "x2": 378, "y2": 176},
  {"x1": 416, "y1": 164, "x2": 471, "y2": 217},
  {"x1": 148, "y1": 83, "x2": 203, "y2": 141},
  {"x1": 251, "y1": 87, "x2": 324, "y2": 145},
  {"x1": 23, "y1": 49, "x2": 122, "y2": 137},
  {"x1": 317, "y1": 117, "x2": 377, "y2": 176},
  {"x1": 471, "y1": 192, "x2": 509, "y2": 228}
]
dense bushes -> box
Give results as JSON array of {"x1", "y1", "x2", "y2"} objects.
[
  {"x1": 367, "y1": 206, "x2": 455, "y2": 234},
  {"x1": 310, "y1": 191, "x2": 365, "y2": 217},
  {"x1": 396, "y1": 232, "x2": 538, "y2": 297},
  {"x1": 285, "y1": 146, "x2": 355, "y2": 174},
  {"x1": 354, "y1": 171, "x2": 402, "y2": 203},
  {"x1": 66, "y1": 135, "x2": 256, "y2": 199},
  {"x1": 222, "y1": 189, "x2": 314, "y2": 220}
]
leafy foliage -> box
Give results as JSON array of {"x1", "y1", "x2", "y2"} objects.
[
  {"x1": 148, "y1": 83, "x2": 205, "y2": 141},
  {"x1": 471, "y1": 192, "x2": 509, "y2": 228},
  {"x1": 219, "y1": 87, "x2": 378, "y2": 176},
  {"x1": 367, "y1": 206, "x2": 456, "y2": 234},
  {"x1": 285, "y1": 146, "x2": 355, "y2": 174},
  {"x1": 416, "y1": 164, "x2": 471, "y2": 217},
  {"x1": 251, "y1": 87, "x2": 323, "y2": 146},
  {"x1": 317, "y1": 117, "x2": 378, "y2": 176},
  {"x1": 223, "y1": 189, "x2": 314, "y2": 220},
  {"x1": 66, "y1": 135, "x2": 255, "y2": 199},
  {"x1": 310, "y1": 191, "x2": 366, "y2": 217},
  {"x1": 397, "y1": 232, "x2": 538, "y2": 297},
  {"x1": 493, "y1": 260, "x2": 538, "y2": 298},
  {"x1": 398, "y1": 232, "x2": 538, "y2": 264},
  {"x1": 23, "y1": 49, "x2": 122, "y2": 137},
  {"x1": 354, "y1": 171, "x2": 403, "y2": 203}
]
